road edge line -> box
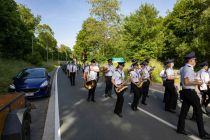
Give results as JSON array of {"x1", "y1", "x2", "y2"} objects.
[{"x1": 54, "y1": 67, "x2": 61, "y2": 140}]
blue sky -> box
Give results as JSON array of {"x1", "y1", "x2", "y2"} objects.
[{"x1": 15, "y1": 0, "x2": 176, "y2": 49}]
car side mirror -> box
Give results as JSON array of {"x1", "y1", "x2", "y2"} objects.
[{"x1": 47, "y1": 73, "x2": 51, "y2": 79}]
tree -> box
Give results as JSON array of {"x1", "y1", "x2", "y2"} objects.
[
  {"x1": 58, "y1": 44, "x2": 72, "y2": 61},
  {"x1": 121, "y1": 3, "x2": 164, "y2": 61}
]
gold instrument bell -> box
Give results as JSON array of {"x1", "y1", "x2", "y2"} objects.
[
  {"x1": 84, "y1": 80, "x2": 96, "y2": 90},
  {"x1": 100, "y1": 66, "x2": 108, "y2": 73}
]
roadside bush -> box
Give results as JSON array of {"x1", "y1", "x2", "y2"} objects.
[
  {"x1": 25, "y1": 52, "x2": 43, "y2": 65},
  {"x1": 149, "y1": 59, "x2": 164, "y2": 83}
]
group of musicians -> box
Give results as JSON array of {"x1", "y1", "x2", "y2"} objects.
[{"x1": 66, "y1": 51, "x2": 210, "y2": 139}]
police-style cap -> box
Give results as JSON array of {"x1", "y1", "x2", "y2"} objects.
[
  {"x1": 164, "y1": 59, "x2": 174, "y2": 65},
  {"x1": 200, "y1": 61, "x2": 208, "y2": 67},
  {"x1": 184, "y1": 51, "x2": 196, "y2": 60},
  {"x1": 91, "y1": 59, "x2": 96, "y2": 63},
  {"x1": 140, "y1": 61, "x2": 147, "y2": 66},
  {"x1": 107, "y1": 58, "x2": 112, "y2": 62},
  {"x1": 131, "y1": 59, "x2": 137, "y2": 64},
  {"x1": 118, "y1": 62, "x2": 125, "y2": 66}
]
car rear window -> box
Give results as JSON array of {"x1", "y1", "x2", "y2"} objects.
[{"x1": 17, "y1": 69, "x2": 46, "y2": 79}]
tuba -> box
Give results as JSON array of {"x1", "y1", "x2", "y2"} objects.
[
  {"x1": 100, "y1": 66, "x2": 108, "y2": 73},
  {"x1": 84, "y1": 80, "x2": 95, "y2": 90},
  {"x1": 115, "y1": 77, "x2": 131, "y2": 94}
]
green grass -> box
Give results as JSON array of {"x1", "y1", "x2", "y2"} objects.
[{"x1": 0, "y1": 58, "x2": 58, "y2": 94}]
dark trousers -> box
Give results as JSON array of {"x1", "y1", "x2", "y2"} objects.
[
  {"x1": 69, "y1": 72, "x2": 76, "y2": 85},
  {"x1": 201, "y1": 89, "x2": 210, "y2": 107},
  {"x1": 131, "y1": 83, "x2": 142, "y2": 110},
  {"x1": 142, "y1": 80, "x2": 150, "y2": 103},
  {"x1": 130, "y1": 83, "x2": 134, "y2": 93},
  {"x1": 88, "y1": 80, "x2": 97, "y2": 101},
  {"x1": 105, "y1": 76, "x2": 113, "y2": 95},
  {"x1": 177, "y1": 89, "x2": 205, "y2": 136},
  {"x1": 165, "y1": 80, "x2": 178, "y2": 110},
  {"x1": 114, "y1": 87, "x2": 124, "y2": 114}
]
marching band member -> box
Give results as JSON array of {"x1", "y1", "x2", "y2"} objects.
[
  {"x1": 83, "y1": 59, "x2": 99, "y2": 102},
  {"x1": 67, "y1": 61, "x2": 78, "y2": 86},
  {"x1": 140, "y1": 61, "x2": 150, "y2": 105},
  {"x1": 104, "y1": 59, "x2": 115, "y2": 97},
  {"x1": 160, "y1": 66, "x2": 167, "y2": 102},
  {"x1": 198, "y1": 61, "x2": 210, "y2": 114},
  {"x1": 128, "y1": 59, "x2": 138, "y2": 94},
  {"x1": 130, "y1": 62, "x2": 142, "y2": 111},
  {"x1": 164, "y1": 59, "x2": 178, "y2": 113},
  {"x1": 177, "y1": 52, "x2": 210, "y2": 139},
  {"x1": 112, "y1": 61, "x2": 126, "y2": 118}
]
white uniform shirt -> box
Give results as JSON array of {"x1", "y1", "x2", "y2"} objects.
[
  {"x1": 198, "y1": 69, "x2": 210, "y2": 91},
  {"x1": 112, "y1": 69, "x2": 125, "y2": 85},
  {"x1": 84, "y1": 65, "x2": 99, "y2": 81},
  {"x1": 67, "y1": 64, "x2": 77, "y2": 72},
  {"x1": 142, "y1": 67, "x2": 150, "y2": 81},
  {"x1": 166, "y1": 68, "x2": 175, "y2": 79},
  {"x1": 130, "y1": 69, "x2": 141, "y2": 83},
  {"x1": 181, "y1": 64, "x2": 196, "y2": 89},
  {"x1": 105, "y1": 64, "x2": 115, "y2": 76},
  {"x1": 160, "y1": 69, "x2": 167, "y2": 81}
]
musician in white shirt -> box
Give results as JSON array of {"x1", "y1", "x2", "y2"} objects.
[
  {"x1": 112, "y1": 62, "x2": 126, "y2": 118},
  {"x1": 67, "y1": 61, "x2": 78, "y2": 86},
  {"x1": 83, "y1": 59, "x2": 99, "y2": 102},
  {"x1": 198, "y1": 61, "x2": 210, "y2": 112},
  {"x1": 130, "y1": 62, "x2": 142, "y2": 111},
  {"x1": 104, "y1": 59, "x2": 115, "y2": 97}
]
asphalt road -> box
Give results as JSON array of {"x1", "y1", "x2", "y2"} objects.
[{"x1": 57, "y1": 68, "x2": 210, "y2": 140}]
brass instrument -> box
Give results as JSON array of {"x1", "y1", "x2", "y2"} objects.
[
  {"x1": 134, "y1": 71, "x2": 145, "y2": 88},
  {"x1": 84, "y1": 80, "x2": 96, "y2": 90},
  {"x1": 100, "y1": 66, "x2": 108, "y2": 73},
  {"x1": 115, "y1": 77, "x2": 131, "y2": 94}
]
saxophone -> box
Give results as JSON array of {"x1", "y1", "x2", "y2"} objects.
[
  {"x1": 135, "y1": 71, "x2": 145, "y2": 88},
  {"x1": 115, "y1": 77, "x2": 131, "y2": 94}
]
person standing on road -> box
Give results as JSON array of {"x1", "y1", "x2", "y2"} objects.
[
  {"x1": 130, "y1": 62, "x2": 143, "y2": 111},
  {"x1": 128, "y1": 59, "x2": 138, "y2": 94},
  {"x1": 104, "y1": 59, "x2": 115, "y2": 98},
  {"x1": 84, "y1": 59, "x2": 99, "y2": 102},
  {"x1": 68, "y1": 61, "x2": 78, "y2": 86},
  {"x1": 140, "y1": 61, "x2": 150, "y2": 105},
  {"x1": 164, "y1": 59, "x2": 178, "y2": 113},
  {"x1": 112, "y1": 62, "x2": 126, "y2": 118},
  {"x1": 177, "y1": 51, "x2": 210, "y2": 139},
  {"x1": 197, "y1": 61, "x2": 210, "y2": 115}
]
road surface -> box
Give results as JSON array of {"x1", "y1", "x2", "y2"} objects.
[{"x1": 57, "y1": 68, "x2": 210, "y2": 140}]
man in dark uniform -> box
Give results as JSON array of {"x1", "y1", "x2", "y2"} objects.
[
  {"x1": 128, "y1": 59, "x2": 138, "y2": 94},
  {"x1": 177, "y1": 52, "x2": 210, "y2": 139}
]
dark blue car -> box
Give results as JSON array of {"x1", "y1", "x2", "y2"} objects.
[{"x1": 9, "y1": 68, "x2": 51, "y2": 98}]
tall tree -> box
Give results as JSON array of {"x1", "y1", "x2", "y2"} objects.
[{"x1": 121, "y1": 3, "x2": 164, "y2": 61}]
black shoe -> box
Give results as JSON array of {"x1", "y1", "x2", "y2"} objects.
[
  {"x1": 87, "y1": 98, "x2": 90, "y2": 102},
  {"x1": 142, "y1": 102, "x2": 147, "y2": 105},
  {"x1": 200, "y1": 134, "x2": 210, "y2": 139},
  {"x1": 108, "y1": 94, "x2": 112, "y2": 98},
  {"x1": 131, "y1": 105, "x2": 135, "y2": 111},
  {"x1": 105, "y1": 94, "x2": 108, "y2": 98},
  {"x1": 165, "y1": 109, "x2": 176, "y2": 114},
  {"x1": 91, "y1": 100, "x2": 96, "y2": 102},
  {"x1": 177, "y1": 130, "x2": 189, "y2": 135},
  {"x1": 117, "y1": 113, "x2": 123, "y2": 118}
]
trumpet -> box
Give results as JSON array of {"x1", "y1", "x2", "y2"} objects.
[{"x1": 115, "y1": 77, "x2": 131, "y2": 94}]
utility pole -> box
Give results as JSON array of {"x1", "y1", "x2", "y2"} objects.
[
  {"x1": 32, "y1": 36, "x2": 34, "y2": 55},
  {"x1": 46, "y1": 39, "x2": 48, "y2": 62}
]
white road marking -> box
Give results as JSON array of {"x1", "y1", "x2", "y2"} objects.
[
  {"x1": 128, "y1": 103, "x2": 201, "y2": 140},
  {"x1": 55, "y1": 67, "x2": 61, "y2": 140}
]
